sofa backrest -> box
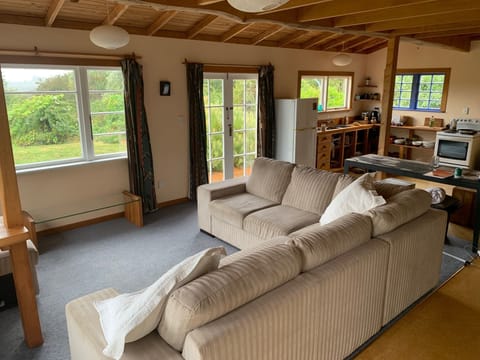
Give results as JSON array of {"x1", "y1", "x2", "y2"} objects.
[
  {"x1": 246, "y1": 157, "x2": 295, "y2": 203},
  {"x1": 158, "y1": 243, "x2": 302, "y2": 351},
  {"x1": 366, "y1": 188, "x2": 432, "y2": 237},
  {"x1": 288, "y1": 213, "x2": 373, "y2": 271},
  {"x1": 281, "y1": 166, "x2": 341, "y2": 215},
  {"x1": 333, "y1": 174, "x2": 415, "y2": 199}
]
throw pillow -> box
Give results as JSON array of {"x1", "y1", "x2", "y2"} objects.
[
  {"x1": 320, "y1": 172, "x2": 386, "y2": 225},
  {"x1": 94, "y1": 246, "x2": 226, "y2": 360}
]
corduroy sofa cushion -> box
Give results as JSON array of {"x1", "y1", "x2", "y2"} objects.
[
  {"x1": 243, "y1": 205, "x2": 320, "y2": 240},
  {"x1": 289, "y1": 213, "x2": 373, "y2": 271},
  {"x1": 281, "y1": 166, "x2": 341, "y2": 215},
  {"x1": 158, "y1": 244, "x2": 302, "y2": 351},
  {"x1": 367, "y1": 188, "x2": 432, "y2": 237},
  {"x1": 209, "y1": 193, "x2": 278, "y2": 229},
  {"x1": 246, "y1": 157, "x2": 294, "y2": 203}
]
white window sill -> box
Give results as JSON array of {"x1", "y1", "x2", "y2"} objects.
[{"x1": 16, "y1": 155, "x2": 128, "y2": 175}]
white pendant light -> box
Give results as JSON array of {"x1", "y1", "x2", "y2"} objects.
[
  {"x1": 227, "y1": 0, "x2": 289, "y2": 13},
  {"x1": 90, "y1": 0, "x2": 130, "y2": 50},
  {"x1": 332, "y1": 53, "x2": 353, "y2": 66},
  {"x1": 90, "y1": 25, "x2": 130, "y2": 49}
]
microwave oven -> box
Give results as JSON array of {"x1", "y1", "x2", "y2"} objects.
[{"x1": 434, "y1": 132, "x2": 480, "y2": 169}]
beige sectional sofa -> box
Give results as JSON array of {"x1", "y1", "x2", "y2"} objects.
[{"x1": 66, "y1": 157, "x2": 447, "y2": 360}]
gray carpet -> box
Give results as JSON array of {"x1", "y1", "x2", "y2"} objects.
[{"x1": 0, "y1": 201, "x2": 472, "y2": 360}]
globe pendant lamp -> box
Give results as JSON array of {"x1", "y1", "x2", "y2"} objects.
[
  {"x1": 332, "y1": 53, "x2": 352, "y2": 66},
  {"x1": 90, "y1": 0, "x2": 130, "y2": 49},
  {"x1": 227, "y1": 0, "x2": 289, "y2": 12}
]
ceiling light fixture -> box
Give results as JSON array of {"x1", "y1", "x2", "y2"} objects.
[
  {"x1": 227, "y1": 0, "x2": 289, "y2": 13},
  {"x1": 332, "y1": 53, "x2": 352, "y2": 66},
  {"x1": 89, "y1": 0, "x2": 130, "y2": 49},
  {"x1": 332, "y1": 41, "x2": 352, "y2": 66}
]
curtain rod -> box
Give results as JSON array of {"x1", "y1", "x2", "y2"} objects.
[
  {"x1": 0, "y1": 47, "x2": 141, "y2": 61},
  {"x1": 182, "y1": 59, "x2": 266, "y2": 69}
]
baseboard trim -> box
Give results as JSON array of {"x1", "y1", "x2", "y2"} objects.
[
  {"x1": 157, "y1": 197, "x2": 190, "y2": 208},
  {"x1": 36, "y1": 197, "x2": 191, "y2": 236},
  {"x1": 37, "y1": 212, "x2": 124, "y2": 236}
]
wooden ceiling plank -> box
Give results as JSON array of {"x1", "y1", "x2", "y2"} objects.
[
  {"x1": 317, "y1": 34, "x2": 356, "y2": 51},
  {"x1": 342, "y1": 36, "x2": 371, "y2": 50},
  {"x1": 187, "y1": 14, "x2": 218, "y2": 39},
  {"x1": 350, "y1": 38, "x2": 384, "y2": 52},
  {"x1": 220, "y1": 23, "x2": 252, "y2": 42},
  {"x1": 302, "y1": 32, "x2": 337, "y2": 49},
  {"x1": 298, "y1": 0, "x2": 435, "y2": 22},
  {"x1": 423, "y1": 36, "x2": 471, "y2": 52},
  {"x1": 103, "y1": 4, "x2": 129, "y2": 25},
  {"x1": 259, "y1": 0, "x2": 332, "y2": 14},
  {"x1": 335, "y1": 0, "x2": 480, "y2": 28},
  {"x1": 146, "y1": 10, "x2": 178, "y2": 36},
  {"x1": 250, "y1": 25, "x2": 284, "y2": 45},
  {"x1": 45, "y1": 0, "x2": 65, "y2": 27},
  {"x1": 361, "y1": 41, "x2": 389, "y2": 54},
  {"x1": 367, "y1": 9, "x2": 480, "y2": 32},
  {"x1": 278, "y1": 30, "x2": 308, "y2": 47}
]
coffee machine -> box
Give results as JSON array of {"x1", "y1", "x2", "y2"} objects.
[{"x1": 369, "y1": 107, "x2": 381, "y2": 123}]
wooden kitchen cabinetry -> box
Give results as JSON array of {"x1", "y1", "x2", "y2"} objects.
[
  {"x1": 316, "y1": 124, "x2": 379, "y2": 172},
  {"x1": 316, "y1": 133, "x2": 331, "y2": 170}
]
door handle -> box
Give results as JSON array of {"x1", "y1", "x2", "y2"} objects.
[{"x1": 228, "y1": 124, "x2": 232, "y2": 137}]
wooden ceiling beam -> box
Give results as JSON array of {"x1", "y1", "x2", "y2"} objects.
[
  {"x1": 45, "y1": 0, "x2": 65, "y2": 27},
  {"x1": 187, "y1": 14, "x2": 217, "y2": 39},
  {"x1": 103, "y1": 4, "x2": 129, "y2": 25},
  {"x1": 361, "y1": 40, "x2": 388, "y2": 54},
  {"x1": 146, "y1": 10, "x2": 177, "y2": 36},
  {"x1": 367, "y1": 9, "x2": 480, "y2": 32},
  {"x1": 250, "y1": 25, "x2": 284, "y2": 45},
  {"x1": 423, "y1": 36, "x2": 471, "y2": 52},
  {"x1": 342, "y1": 36, "x2": 371, "y2": 50},
  {"x1": 302, "y1": 32, "x2": 337, "y2": 49},
  {"x1": 259, "y1": 0, "x2": 332, "y2": 14},
  {"x1": 350, "y1": 38, "x2": 383, "y2": 52},
  {"x1": 415, "y1": 27, "x2": 480, "y2": 39},
  {"x1": 335, "y1": 0, "x2": 480, "y2": 28},
  {"x1": 297, "y1": 0, "x2": 434, "y2": 22},
  {"x1": 278, "y1": 30, "x2": 308, "y2": 47},
  {"x1": 220, "y1": 23, "x2": 252, "y2": 42},
  {"x1": 392, "y1": 21, "x2": 480, "y2": 36}
]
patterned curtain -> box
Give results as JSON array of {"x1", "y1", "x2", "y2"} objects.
[
  {"x1": 186, "y1": 62, "x2": 208, "y2": 201},
  {"x1": 121, "y1": 58, "x2": 157, "y2": 213},
  {"x1": 257, "y1": 64, "x2": 276, "y2": 158}
]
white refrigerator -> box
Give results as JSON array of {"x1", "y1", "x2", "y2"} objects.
[{"x1": 275, "y1": 98, "x2": 318, "y2": 168}]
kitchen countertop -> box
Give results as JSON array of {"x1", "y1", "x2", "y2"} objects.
[{"x1": 317, "y1": 123, "x2": 377, "y2": 135}]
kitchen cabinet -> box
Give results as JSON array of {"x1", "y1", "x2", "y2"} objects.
[
  {"x1": 316, "y1": 133, "x2": 331, "y2": 170},
  {"x1": 317, "y1": 124, "x2": 379, "y2": 172}
]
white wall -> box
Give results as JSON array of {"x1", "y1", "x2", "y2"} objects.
[{"x1": 0, "y1": 23, "x2": 369, "y2": 229}]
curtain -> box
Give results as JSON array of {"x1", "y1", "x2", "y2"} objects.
[
  {"x1": 257, "y1": 64, "x2": 276, "y2": 158},
  {"x1": 121, "y1": 58, "x2": 157, "y2": 213},
  {"x1": 186, "y1": 62, "x2": 209, "y2": 201}
]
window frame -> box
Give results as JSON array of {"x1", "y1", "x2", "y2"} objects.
[
  {"x1": 393, "y1": 68, "x2": 450, "y2": 112},
  {"x1": 297, "y1": 71, "x2": 354, "y2": 113},
  {"x1": 1, "y1": 63, "x2": 127, "y2": 171}
]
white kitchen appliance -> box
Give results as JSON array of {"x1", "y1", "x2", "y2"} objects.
[
  {"x1": 275, "y1": 98, "x2": 318, "y2": 168},
  {"x1": 434, "y1": 118, "x2": 480, "y2": 169}
]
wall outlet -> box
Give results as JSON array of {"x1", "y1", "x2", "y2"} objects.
[{"x1": 463, "y1": 107, "x2": 470, "y2": 115}]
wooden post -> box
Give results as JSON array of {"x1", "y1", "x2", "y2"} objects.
[
  {"x1": 378, "y1": 36, "x2": 400, "y2": 157},
  {"x1": 0, "y1": 68, "x2": 43, "y2": 347}
]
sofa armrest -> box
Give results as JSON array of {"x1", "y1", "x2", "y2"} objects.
[{"x1": 197, "y1": 177, "x2": 248, "y2": 233}]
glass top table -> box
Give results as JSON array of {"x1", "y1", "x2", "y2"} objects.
[{"x1": 344, "y1": 154, "x2": 480, "y2": 253}]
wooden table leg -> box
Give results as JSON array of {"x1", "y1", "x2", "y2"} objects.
[{"x1": 10, "y1": 241, "x2": 43, "y2": 347}]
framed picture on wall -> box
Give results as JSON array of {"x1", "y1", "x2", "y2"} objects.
[{"x1": 160, "y1": 81, "x2": 171, "y2": 96}]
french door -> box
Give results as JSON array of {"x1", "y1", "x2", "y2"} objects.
[{"x1": 203, "y1": 73, "x2": 258, "y2": 183}]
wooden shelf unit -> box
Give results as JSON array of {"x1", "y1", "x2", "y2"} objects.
[{"x1": 389, "y1": 125, "x2": 442, "y2": 160}]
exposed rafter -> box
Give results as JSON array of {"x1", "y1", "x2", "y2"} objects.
[
  {"x1": 146, "y1": 10, "x2": 177, "y2": 36},
  {"x1": 103, "y1": 4, "x2": 129, "y2": 25},
  {"x1": 187, "y1": 14, "x2": 218, "y2": 39},
  {"x1": 45, "y1": 0, "x2": 65, "y2": 27}
]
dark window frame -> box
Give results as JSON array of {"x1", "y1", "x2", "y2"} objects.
[{"x1": 393, "y1": 68, "x2": 450, "y2": 113}]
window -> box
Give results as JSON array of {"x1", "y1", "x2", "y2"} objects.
[
  {"x1": 298, "y1": 71, "x2": 353, "y2": 112},
  {"x1": 1, "y1": 65, "x2": 126, "y2": 170},
  {"x1": 393, "y1": 69, "x2": 450, "y2": 112}
]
